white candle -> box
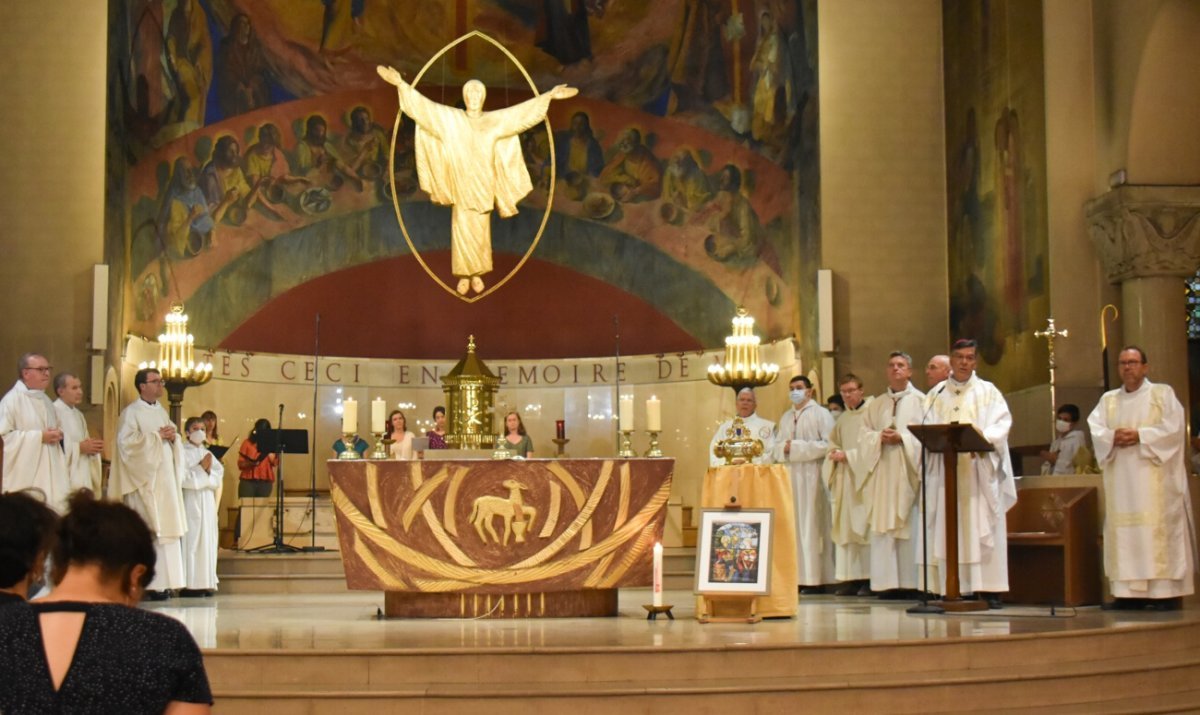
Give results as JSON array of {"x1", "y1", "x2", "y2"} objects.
[
  {"x1": 342, "y1": 398, "x2": 357, "y2": 434},
  {"x1": 619, "y1": 395, "x2": 634, "y2": 431},
  {"x1": 371, "y1": 397, "x2": 386, "y2": 434},
  {"x1": 652, "y1": 542, "x2": 663, "y2": 607},
  {"x1": 646, "y1": 396, "x2": 661, "y2": 432}
]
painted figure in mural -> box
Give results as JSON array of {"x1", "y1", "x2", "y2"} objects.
[
  {"x1": 536, "y1": 0, "x2": 608, "y2": 67},
  {"x1": 200, "y1": 136, "x2": 261, "y2": 226},
  {"x1": 521, "y1": 128, "x2": 553, "y2": 192},
  {"x1": 661, "y1": 148, "x2": 713, "y2": 221},
  {"x1": 750, "y1": 9, "x2": 795, "y2": 152},
  {"x1": 377, "y1": 65, "x2": 579, "y2": 295},
  {"x1": 554, "y1": 112, "x2": 604, "y2": 201},
  {"x1": 342, "y1": 106, "x2": 388, "y2": 180},
  {"x1": 294, "y1": 115, "x2": 362, "y2": 192},
  {"x1": 164, "y1": 0, "x2": 212, "y2": 129},
  {"x1": 159, "y1": 157, "x2": 215, "y2": 256},
  {"x1": 994, "y1": 107, "x2": 1026, "y2": 332},
  {"x1": 320, "y1": 0, "x2": 367, "y2": 53},
  {"x1": 245, "y1": 123, "x2": 310, "y2": 205},
  {"x1": 700, "y1": 164, "x2": 762, "y2": 264},
  {"x1": 666, "y1": 0, "x2": 730, "y2": 109},
  {"x1": 597, "y1": 129, "x2": 663, "y2": 203},
  {"x1": 216, "y1": 13, "x2": 270, "y2": 118}
]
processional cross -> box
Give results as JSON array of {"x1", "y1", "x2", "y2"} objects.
[{"x1": 1034, "y1": 317, "x2": 1069, "y2": 434}]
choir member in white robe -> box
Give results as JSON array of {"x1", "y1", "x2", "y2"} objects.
[
  {"x1": 0, "y1": 353, "x2": 68, "y2": 511},
  {"x1": 1088, "y1": 346, "x2": 1196, "y2": 609},
  {"x1": 709, "y1": 387, "x2": 776, "y2": 467},
  {"x1": 774, "y1": 375, "x2": 835, "y2": 590},
  {"x1": 52, "y1": 372, "x2": 104, "y2": 496},
  {"x1": 180, "y1": 417, "x2": 222, "y2": 595},
  {"x1": 918, "y1": 340, "x2": 1017, "y2": 607},
  {"x1": 822, "y1": 375, "x2": 872, "y2": 593},
  {"x1": 853, "y1": 352, "x2": 925, "y2": 595},
  {"x1": 109, "y1": 368, "x2": 187, "y2": 596}
]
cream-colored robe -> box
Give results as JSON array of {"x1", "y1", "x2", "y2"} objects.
[
  {"x1": 919, "y1": 374, "x2": 1017, "y2": 595},
  {"x1": 774, "y1": 401, "x2": 835, "y2": 586},
  {"x1": 1088, "y1": 380, "x2": 1197, "y2": 599},
  {"x1": 181, "y1": 441, "x2": 222, "y2": 591},
  {"x1": 53, "y1": 398, "x2": 103, "y2": 496},
  {"x1": 111, "y1": 399, "x2": 187, "y2": 590},
  {"x1": 709, "y1": 413, "x2": 776, "y2": 467},
  {"x1": 822, "y1": 397, "x2": 872, "y2": 581},
  {"x1": 854, "y1": 382, "x2": 925, "y2": 591},
  {"x1": 0, "y1": 380, "x2": 68, "y2": 511},
  {"x1": 394, "y1": 81, "x2": 556, "y2": 278}
]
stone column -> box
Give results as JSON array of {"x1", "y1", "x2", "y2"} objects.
[{"x1": 1085, "y1": 186, "x2": 1200, "y2": 397}]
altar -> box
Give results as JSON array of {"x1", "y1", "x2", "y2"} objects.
[{"x1": 327, "y1": 458, "x2": 673, "y2": 618}]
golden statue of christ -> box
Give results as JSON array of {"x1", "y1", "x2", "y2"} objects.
[{"x1": 377, "y1": 65, "x2": 578, "y2": 295}]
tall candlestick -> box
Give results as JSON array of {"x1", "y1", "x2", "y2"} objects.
[
  {"x1": 342, "y1": 398, "x2": 357, "y2": 434},
  {"x1": 619, "y1": 395, "x2": 634, "y2": 431},
  {"x1": 371, "y1": 397, "x2": 386, "y2": 434},
  {"x1": 646, "y1": 396, "x2": 661, "y2": 432},
  {"x1": 652, "y1": 542, "x2": 663, "y2": 607}
]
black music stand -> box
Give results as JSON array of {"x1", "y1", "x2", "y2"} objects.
[{"x1": 246, "y1": 426, "x2": 310, "y2": 554}]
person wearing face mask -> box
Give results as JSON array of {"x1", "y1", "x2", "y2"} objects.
[
  {"x1": 1039, "y1": 404, "x2": 1086, "y2": 475},
  {"x1": 773, "y1": 376, "x2": 835, "y2": 593},
  {"x1": 709, "y1": 387, "x2": 776, "y2": 467},
  {"x1": 826, "y1": 395, "x2": 845, "y2": 420},
  {"x1": 180, "y1": 417, "x2": 222, "y2": 597}
]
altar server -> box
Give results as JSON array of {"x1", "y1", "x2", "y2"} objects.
[{"x1": 180, "y1": 417, "x2": 221, "y2": 596}]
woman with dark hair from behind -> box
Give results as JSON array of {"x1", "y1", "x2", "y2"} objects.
[
  {"x1": 0, "y1": 490, "x2": 59, "y2": 604},
  {"x1": 0, "y1": 490, "x2": 213, "y2": 713}
]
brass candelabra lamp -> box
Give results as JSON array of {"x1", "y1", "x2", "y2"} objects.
[
  {"x1": 139, "y1": 304, "x2": 213, "y2": 426},
  {"x1": 706, "y1": 307, "x2": 779, "y2": 393}
]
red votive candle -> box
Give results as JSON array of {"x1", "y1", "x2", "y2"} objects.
[{"x1": 555, "y1": 420, "x2": 565, "y2": 439}]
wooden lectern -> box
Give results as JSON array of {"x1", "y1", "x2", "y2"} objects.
[{"x1": 910, "y1": 423, "x2": 994, "y2": 613}]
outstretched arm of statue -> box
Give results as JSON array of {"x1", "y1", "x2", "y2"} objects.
[
  {"x1": 492, "y1": 84, "x2": 580, "y2": 138},
  {"x1": 376, "y1": 65, "x2": 449, "y2": 139}
]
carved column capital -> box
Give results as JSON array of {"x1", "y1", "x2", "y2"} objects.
[{"x1": 1085, "y1": 185, "x2": 1200, "y2": 283}]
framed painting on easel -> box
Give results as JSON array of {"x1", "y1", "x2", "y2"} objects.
[{"x1": 695, "y1": 508, "x2": 773, "y2": 622}]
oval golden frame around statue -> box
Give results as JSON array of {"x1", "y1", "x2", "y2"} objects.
[{"x1": 385, "y1": 31, "x2": 557, "y2": 304}]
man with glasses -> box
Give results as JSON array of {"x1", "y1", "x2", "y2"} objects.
[
  {"x1": 1088, "y1": 346, "x2": 1195, "y2": 611},
  {"x1": 109, "y1": 368, "x2": 187, "y2": 600},
  {"x1": 0, "y1": 353, "x2": 68, "y2": 511}
]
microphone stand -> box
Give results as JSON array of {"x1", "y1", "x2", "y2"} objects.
[
  {"x1": 909, "y1": 384, "x2": 946, "y2": 614},
  {"x1": 302, "y1": 313, "x2": 326, "y2": 552},
  {"x1": 247, "y1": 403, "x2": 301, "y2": 554}
]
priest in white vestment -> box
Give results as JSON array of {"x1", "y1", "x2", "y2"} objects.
[
  {"x1": 52, "y1": 372, "x2": 104, "y2": 496},
  {"x1": 709, "y1": 387, "x2": 776, "y2": 467},
  {"x1": 180, "y1": 417, "x2": 222, "y2": 595},
  {"x1": 822, "y1": 375, "x2": 872, "y2": 594},
  {"x1": 110, "y1": 368, "x2": 187, "y2": 597},
  {"x1": 853, "y1": 352, "x2": 925, "y2": 595},
  {"x1": 1087, "y1": 346, "x2": 1196, "y2": 609},
  {"x1": 0, "y1": 353, "x2": 68, "y2": 511},
  {"x1": 919, "y1": 340, "x2": 1017, "y2": 607},
  {"x1": 774, "y1": 375, "x2": 835, "y2": 591}
]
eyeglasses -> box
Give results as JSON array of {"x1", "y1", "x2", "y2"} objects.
[
  {"x1": 144, "y1": 379, "x2": 163, "y2": 385},
  {"x1": 22, "y1": 366, "x2": 52, "y2": 373},
  {"x1": 1117, "y1": 361, "x2": 1144, "y2": 367}
]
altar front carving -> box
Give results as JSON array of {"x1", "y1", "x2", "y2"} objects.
[{"x1": 328, "y1": 458, "x2": 673, "y2": 617}]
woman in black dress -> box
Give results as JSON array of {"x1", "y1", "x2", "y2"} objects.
[{"x1": 0, "y1": 491, "x2": 213, "y2": 713}]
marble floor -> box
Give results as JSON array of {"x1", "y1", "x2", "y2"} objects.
[{"x1": 143, "y1": 589, "x2": 1199, "y2": 652}]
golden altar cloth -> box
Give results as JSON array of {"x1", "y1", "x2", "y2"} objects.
[
  {"x1": 328, "y1": 458, "x2": 673, "y2": 617},
  {"x1": 697, "y1": 464, "x2": 799, "y2": 618}
]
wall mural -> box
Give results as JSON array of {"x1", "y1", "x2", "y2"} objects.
[
  {"x1": 106, "y1": 0, "x2": 819, "y2": 361},
  {"x1": 943, "y1": 0, "x2": 1049, "y2": 392}
]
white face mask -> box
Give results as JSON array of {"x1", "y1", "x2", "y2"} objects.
[
  {"x1": 1055, "y1": 419, "x2": 1070, "y2": 434},
  {"x1": 829, "y1": 409, "x2": 843, "y2": 419},
  {"x1": 188, "y1": 429, "x2": 206, "y2": 445},
  {"x1": 789, "y1": 389, "x2": 808, "y2": 405}
]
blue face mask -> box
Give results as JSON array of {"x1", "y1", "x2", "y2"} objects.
[{"x1": 789, "y1": 389, "x2": 807, "y2": 404}]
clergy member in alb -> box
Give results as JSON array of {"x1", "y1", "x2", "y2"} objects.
[
  {"x1": 180, "y1": 416, "x2": 222, "y2": 597},
  {"x1": 1087, "y1": 346, "x2": 1196, "y2": 611},
  {"x1": 709, "y1": 387, "x2": 776, "y2": 466},
  {"x1": 110, "y1": 367, "x2": 187, "y2": 599},
  {"x1": 774, "y1": 375, "x2": 835, "y2": 592},
  {"x1": 919, "y1": 339, "x2": 1017, "y2": 609},
  {"x1": 52, "y1": 372, "x2": 104, "y2": 496},
  {"x1": 822, "y1": 374, "x2": 872, "y2": 596},
  {"x1": 0, "y1": 353, "x2": 68, "y2": 510},
  {"x1": 854, "y1": 351, "x2": 924, "y2": 597}
]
